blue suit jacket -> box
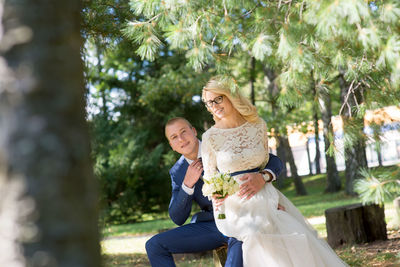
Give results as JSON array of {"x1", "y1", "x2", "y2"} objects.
[{"x1": 168, "y1": 153, "x2": 284, "y2": 226}]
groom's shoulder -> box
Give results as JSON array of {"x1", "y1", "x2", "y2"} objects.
[{"x1": 170, "y1": 155, "x2": 187, "y2": 174}]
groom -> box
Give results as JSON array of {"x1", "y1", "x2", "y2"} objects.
[{"x1": 145, "y1": 117, "x2": 284, "y2": 267}]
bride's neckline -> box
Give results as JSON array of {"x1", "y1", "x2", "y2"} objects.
[{"x1": 212, "y1": 121, "x2": 249, "y2": 130}]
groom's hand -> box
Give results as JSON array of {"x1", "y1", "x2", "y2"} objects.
[
  {"x1": 238, "y1": 173, "x2": 266, "y2": 200},
  {"x1": 183, "y1": 158, "x2": 203, "y2": 188}
]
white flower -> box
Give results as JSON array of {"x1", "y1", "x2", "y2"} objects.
[{"x1": 202, "y1": 172, "x2": 239, "y2": 198}]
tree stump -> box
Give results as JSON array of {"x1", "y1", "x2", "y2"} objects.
[
  {"x1": 394, "y1": 197, "x2": 400, "y2": 227},
  {"x1": 325, "y1": 203, "x2": 387, "y2": 248}
]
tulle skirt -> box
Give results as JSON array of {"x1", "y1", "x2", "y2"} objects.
[{"x1": 213, "y1": 181, "x2": 348, "y2": 267}]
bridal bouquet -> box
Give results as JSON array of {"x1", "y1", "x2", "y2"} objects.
[{"x1": 202, "y1": 172, "x2": 239, "y2": 219}]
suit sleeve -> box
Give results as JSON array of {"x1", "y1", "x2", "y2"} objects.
[
  {"x1": 168, "y1": 170, "x2": 194, "y2": 226},
  {"x1": 265, "y1": 153, "x2": 284, "y2": 179}
]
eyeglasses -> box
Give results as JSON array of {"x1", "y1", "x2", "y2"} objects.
[{"x1": 204, "y1": 95, "x2": 224, "y2": 108}]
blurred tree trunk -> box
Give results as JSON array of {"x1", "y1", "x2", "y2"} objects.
[
  {"x1": 371, "y1": 123, "x2": 383, "y2": 167},
  {"x1": 95, "y1": 37, "x2": 109, "y2": 119},
  {"x1": 338, "y1": 71, "x2": 368, "y2": 195},
  {"x1": 263, "y1": 67, "x2": 288, "y2": 186},
  {"x1": 318, "y1": 88, "x2": 341, "y2": 192},
  {"x1": 0, "y1": 0, "x2": 100, "y2": 266},
  {"x1": 313, "y1": 114, "x2": 321, "y2": 174},
  {"x1": 311, "y1": 79, "x2": 321, "y2": 174},
  {"x1": 250, "y1": 57, "x2": 256, "y2": 105},
  {"x1": 276, "y1": 142, "x2": 287, "y2": 187},
  {"x1": 306, "y1": 138, "x2": 313, "y2": 175},
  {"x1": 277, "y1": 132, "x2": 307, "y2": 196}
]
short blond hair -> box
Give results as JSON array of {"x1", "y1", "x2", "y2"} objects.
[
  {"x1": 165, "y1": 117, "x2": 193, "y2": 138},
  {"x1": 202, "y1": 76, "x2": 260, "y2": 123}
]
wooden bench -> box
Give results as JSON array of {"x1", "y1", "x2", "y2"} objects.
[
  {"x1": 213, "y1": 244, "x2": 228, "y2": 267},
  {"x1": 172, "y1": 244, "x2": 227, "y2": 266}
]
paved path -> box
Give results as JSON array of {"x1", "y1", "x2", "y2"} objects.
[
  {"x1": 102, "y1": 208, "x2": 396, "y2": 255},
  {"x1": 101, "y1": 216, "x2": 327, "y2": 255}
]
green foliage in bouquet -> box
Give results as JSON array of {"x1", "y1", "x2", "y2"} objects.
[{"x1": 202, "y1": 172, "x2": 240, "y2": 219}]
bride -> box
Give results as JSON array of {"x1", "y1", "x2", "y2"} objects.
[{"x1": 201, "y1": 76, "x2": 348, "y2": 267}]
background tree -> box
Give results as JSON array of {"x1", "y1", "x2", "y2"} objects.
[
  {"x1": 126, "y1": 0, "x2": 400, "y2": 195},
  {"x1": 0, "y1": 0, "x2": 100, "y2": 265},
  {"x1": 258, "y1": 66, "x2": 308, "y2": 195},
  {"x1": 82, "y1": 0, "x2": 214, "y2": 224},
  {"x1": 318, "y1": 84, "x2": 342, "y2": 192}
]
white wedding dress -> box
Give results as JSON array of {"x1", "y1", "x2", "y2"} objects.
[{"x1": 201, "y1": 120, "x2": 348, "y2": 267}]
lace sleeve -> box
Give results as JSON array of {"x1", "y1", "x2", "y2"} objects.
[{"x1": 201, "y1": 131, "x2": 218, "y2": 180}]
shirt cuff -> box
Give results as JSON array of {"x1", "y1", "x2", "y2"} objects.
[
  {"x1": 264, "y1": 169, "x2": 276, "y2": 181},
  {"x1": 182, "y1": 183, "x2": 195, "y2": 195}
]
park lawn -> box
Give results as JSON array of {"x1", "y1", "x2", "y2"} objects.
[
  {"x1": 101, "y1": 172, "x2": 400, "y2": 266},
  {"x1": 102, "y1": 172, "x2": 362, "y2": 238}
]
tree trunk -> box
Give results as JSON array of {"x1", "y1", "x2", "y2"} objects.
[
  {"x1": 313, "y1": 116, "x2": 321, "y2": 174},
  {"x1": 325, "y1": 203, "x2": 387, "y2": 248},
  {"x1": 311, "y1": 74, "x2": 321, "y2": 174},
  {"x1": 278, "y1": 134, "x2": 307, "y2": 196},
  {"x1": 372, "y1": 125, "x2": 383, "y2": 166},
  {"x1": 306, "y1": 138, "x2": 313, "y2": 175},
  {"x1": 250, "y1": 57, "x2": 256, "y2": 105},
  {"x1": 276, "y1": 139, "x2": 287, "y2": 188},
  {"x1": 95, "y1": 38, "x2": 109, "y2": 118},
  {"x1": 318, "y1": 88, "x2": 341, "y2": 192},
  {"x1": 0, "y1": 1, "x2": 100, "y2": 266},
  {"x1": 338, "y1": 71, "x2": 368, "y2": 195},
  {"x1": 376, "y1": 144, "x2": 383, "y2": 166},
  {"x1": 263, "y1": 66, "x2": 287, "y2": 187}
]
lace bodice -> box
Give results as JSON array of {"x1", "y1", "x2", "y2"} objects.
[
  {"x1": 201, "y1": 120, "x2": 269, "y2": 179},
  {"x1": 201, "y1": 120, "x2": 348, "y2": 267}
]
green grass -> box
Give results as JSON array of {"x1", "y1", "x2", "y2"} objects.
[
  {"x1": 102, "y1": 219, "x2": 177, "y2": 238},
  {"x1": 102, "y1": 171, "x2": 397, "y2": 237},
  {"x1": 101, "y1": 170, "x2": 399, "y2": 267}
]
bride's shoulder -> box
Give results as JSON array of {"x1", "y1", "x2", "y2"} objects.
[
  {"x1": 201, "y1": 127, "x2": 221, "y2": 145},
  {"x1": 202, "y1": 127, "x2": 217, "y2": 139}
]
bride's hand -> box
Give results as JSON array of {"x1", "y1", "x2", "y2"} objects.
[{"x1": 212, "y1": 194, "x2": 228, "y2": 209}]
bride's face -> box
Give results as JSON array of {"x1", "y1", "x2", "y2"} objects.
[{"x1": 204, "y1": 91, "x2": 235, "y2": 120}]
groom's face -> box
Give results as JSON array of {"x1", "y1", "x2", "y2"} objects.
[{"x1": 166, "y1": 119, "x2": 198, "y2": 158}]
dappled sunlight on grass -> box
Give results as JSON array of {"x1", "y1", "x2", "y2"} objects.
[
  {"x1": 101, "y1": 235, "x2": 151, "y2": 255},
  {"x1": 102, "y1": 219, "x2": 177, "y2": 238},
  {"x1": 103, "y1": 253, "x2": 150, "y2": 267},
  {"x1": 101, "y1": 170, "x2": 400, "y2": 266},
  {"x1": 313, "y1": 223, "x2": 327, "y2": 238}
]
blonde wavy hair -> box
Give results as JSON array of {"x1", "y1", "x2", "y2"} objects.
[{"x1": 202, "y1": 76, "x2": 260, "y2": 123}]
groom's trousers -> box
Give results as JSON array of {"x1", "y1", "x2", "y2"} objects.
[{"x1": 145, "y1": 221, "x2": 243, "y2": 267}]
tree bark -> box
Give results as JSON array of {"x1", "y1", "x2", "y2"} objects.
[
  {"x1": 311, "y1": 74, "x2": 321, "y2": 174},
  {"x1": 338, "y1": 71, "x2": 368, "y2": 195},
  {"x1": 318, "y1": 89, "x2": 341, "y2": 192},
  {"x1": 0, "y1": 1, "x2": 100, "y2": 266},
  {"x1": 250, "y1": 57, "x2": 256, "y2": 105},
  {"x1": 276, "y1": 139, "x2": 287, "y2": 187},
  {"x1": 313, "y1": 114, "x2": 321, "y2": 174},
  {"x1": 277, "y1": 133, "x2": 307, "y2": 196},
  {"x1": 95, "y1": 38, "x2": 109, "y2": 118},
  {"x1": 306, "y1": 138, "x2": 313, "y2": 175},
  {"x1": 263, "y1": 67, "x2": 287, "y2": 187},
  {"x1": 325, "y1": 203, "x2": 387, "y2": 248}
]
